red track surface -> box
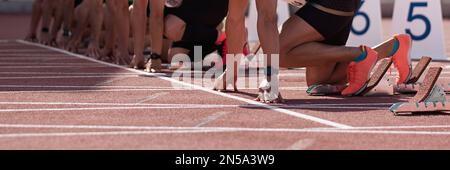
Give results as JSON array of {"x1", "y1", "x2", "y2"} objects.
[
  {"x1": 1, "y1": 15, "x2": 450, "y2": 149},
  {"x1": 1, "y1": 40, "x2": 450, "y2": 150}
]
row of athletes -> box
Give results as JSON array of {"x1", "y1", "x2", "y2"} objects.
[{"x1": 25, "y1": 0, "x2": 412, "y2": 103}]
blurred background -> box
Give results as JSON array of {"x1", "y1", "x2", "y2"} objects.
[
  {"x1": 2, "y1": 0, "x2": 450, "y2": 17},
  {"x1": 0, "y1": 0, "x2": 449, "y2": 59}
]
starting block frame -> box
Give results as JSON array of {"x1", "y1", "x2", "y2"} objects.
[
  {"x1": 393, "y1": 56, "x2": 432, "y2": 94},
  {"x1": 390, "y1": 67, "x2": 450, "y2": 115},
  {"x1": 360, "y1": 56, "x2": 433, "y2": 96}
]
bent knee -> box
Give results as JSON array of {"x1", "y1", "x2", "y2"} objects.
[{"x1": 164, "y1": 15, "x2": 186, "y2": 41}]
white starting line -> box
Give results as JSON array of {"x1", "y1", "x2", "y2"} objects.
[
  {"x1": 0, "y1": 75, "x2": 139, "y2": 80},
  {"x1": 0, "y1": 72, "x2": 140, "y2": 76},
  {"x1": 0, "y1": 85, "x2": 179, "y2": 89},
  {"x1": 0, "y1": 65, "x2": 114, "y2": 69}
]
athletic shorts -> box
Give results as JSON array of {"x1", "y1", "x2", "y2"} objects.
[
  {"x1": 295, "y1": 0, "x2": 361, "y2": 45},
  {"x1": 164, "y1": 0, "x2": 228, "y2": 28},
  {"x1": 74, "y1": 0, "x2": 83, "y2": 8},
  {"x1": 172, "y1": 41, "x2": 217, "y2": 61}
]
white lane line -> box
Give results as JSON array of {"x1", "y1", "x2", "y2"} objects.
[
  {"x1": 0, "y1": 85, "x2": 182, "y2": 89},
  {"x1": 0, "y1": 102, "x2": 239, "y2": 107},
  {"x1": 313, "y1": 124, "x2": 450, "y2": 130},
  {"x1": 0, "y1": 63, "x2": 102, "y2": 66},
  {"x1": 0, "y1": 75, "x2": 139, "y2": 80},
  {"x1": 95, "y1": 77, "x2": 130, "y2": 86},
  {"x1": 0, "y1": 130, "x2": 230, "y2": 138},
  {"x1": 135, "y1": 92, "x2": 170, "y2": 104},
  {"x1": 0, "y1": 72, "x2": 139, "y2": 75},
  {"x1": 195, "y1": 111, "x2": 231, "y2": 127},
  {"x1": 0, "y1": 101, "x2": 389, "y2": 110},
  {"x1": 2, "y1": 123, "x2": 450, "y2": 132},
  {"x1": 17, "y1": 40, "x2": 352, "y2": 129},
  {"x1": 0, "y1": 89, "x2": 191, "y2": 94},
  {"x1": 0, "y1": 104, "x2": 386, "y2": 111},
  {"x1": 287, "y1": 139, "x2": 316, "y2": 150},
  {"x1": 1, "y1": 126, "x2": 450, "y2": 138},
  {"x1": 0, "y1": 106, "x2": 238, "y2": 112},
  {"x1": 0, "y1": 65, "x2": 113, "y2": 69}
]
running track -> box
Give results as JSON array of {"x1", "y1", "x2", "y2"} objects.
[{"x1": 1, "y1": 39, "x2": 450, "y2": 150}]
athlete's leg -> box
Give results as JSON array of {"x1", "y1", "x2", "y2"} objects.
[
  {"x1": 280, "y1": 22, "x2": 361, "y2": 68},
  {"x1": 39, "y1": 0, "x2": 54, "y2": 45},
  {"x1": 106, "y1": 0, "x2": 131, "y2": 65},
  {"x1": 168, "y1": 47, "x2": 190, "y2": 70},
  {"x1": 163, "y1": 15, "x2": 186, "y2": 42},
  {"x1": 49, "y1": 0, "x2": 65, "y2": 47},
  {"x1": 65, "y1": 0, "x2": 91, "y2": 52},
  {"x1": 86, "y1": 0, "x2": 103, "y2": 58},
  {"x1": 129, "y1": 0, "x2": 149, "y2": 69},
  {"x1": 254, "y1": 0, "x2": 282, "y2": 103},
  {"x1": 145, "y1": 0, "x2": 165, "y2": 72},
  {"x1": 214, "y1": 0, "x2": 248, "y2": 91},
  {"x1": 58, "y1": 0, "x2": 75, "y2": 48},
  {"x1": 26, "y1": 0, "x2": 43, "y2": 42},
  {"x1": 102, "y1": 3, "x2": 115, "y2": 59}
]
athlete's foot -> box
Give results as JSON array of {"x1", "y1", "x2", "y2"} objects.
[
  {"x1": 93, "y1": 49, "x2": 109, "y2": 62},
  {"x1": 129, "y1": 54, "x2": 146, "y2": 69},
  {"x1": 342, "y1": 46, "x2": 379, "y2": 96},
  {"x1": 391, "y1": 34, "x2": 412, "y2": 84},
  {"x1": 145, "y1": 59, "x2": 162, "y2": 73},
  {"x1": 58, "y1": 36, "x2": 70, "y2": 49},
  {"x1": 114, "y1": 51, "x2": 131, "y2": 66},
  {"x1": 39, "y1": 32, "x2": 51, "y2": 46},
  {"x1": 25, "y1": 34, "x2": 38, "y2": 42}
]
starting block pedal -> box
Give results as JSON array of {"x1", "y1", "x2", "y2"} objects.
[
  {"x1": 307, "y1": 58, "x2": 394, "y2": 96},
  {"x1": 359, "y1": 58, "x2": 395, "y2": 96},
  {"x1": 390, "y1": 67, "x2": 450, "y2": 115},
  {"x1": 394, "y1": 56, "x2": 432, "y2": 94}
]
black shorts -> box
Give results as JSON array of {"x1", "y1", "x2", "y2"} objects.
[
  {"x1": 295, "y1": 1, "x2": 361, "y2": 45},
  {"x1": 172, "y1": 41, "x2": 217, "y2": 61},
  {"x1": 164, "y1": 0, "x2": 228, "y2": 27},
  {"x1": 74, "y1": 0, "x2": 83, "y2": 8}
]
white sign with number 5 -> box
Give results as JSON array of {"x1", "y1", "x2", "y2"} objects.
[
  {"x1": 392, "y1": 0, "x2": 447, "y2": 60},
  {"x1": 347, "y1": 0, "x2": 383, "y2": 48}
]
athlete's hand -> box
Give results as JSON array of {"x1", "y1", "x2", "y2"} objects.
[
  {"x1": 255, "y1": 79, "x2": 284, "y2": 104},
  {"x1": 39, "y1": 32, "x2": 51, "y2": 46},
  {"x1": 283, "y1": 0, "x2": 306, "y2": 7},
  {"x1": 86, "y1": 42, "x2": 101, "y2": 59}
]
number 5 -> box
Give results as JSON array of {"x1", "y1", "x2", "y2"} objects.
[{"x1": 406, "y1": 2, "x2": 431, "y2": 41}]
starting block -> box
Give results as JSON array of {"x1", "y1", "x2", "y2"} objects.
[
  {"x1": 359, "y1": 58, "x2": 395, "y2": 96},
  {"x1": 393, "y1": 56, "x2": 432, "y2": 94},
  {"x1": 306, "y1": 57, "x2": 434, "y2": 97},
  {"x1": 307, "y1": 58, "x2": 394, "y2": 96},
  {"x1": 390, "y1": 67, "x2": 450, "y2": 115}
]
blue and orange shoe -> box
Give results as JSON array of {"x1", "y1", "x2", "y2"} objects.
[
  {"x1": 342, "y1": 46, "x2": 379, "y2": 96},
  {"x1": 391, "y1": 34, "x2": 412, "y2": 85}
]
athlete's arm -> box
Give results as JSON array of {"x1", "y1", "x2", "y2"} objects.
[{"x1": 149, "y1": 0, "x2": 165, "y2": 55}]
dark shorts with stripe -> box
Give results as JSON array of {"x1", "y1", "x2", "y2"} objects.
[{"x1": 295, "y1": 0, "x2": 361, "y2": 45}]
